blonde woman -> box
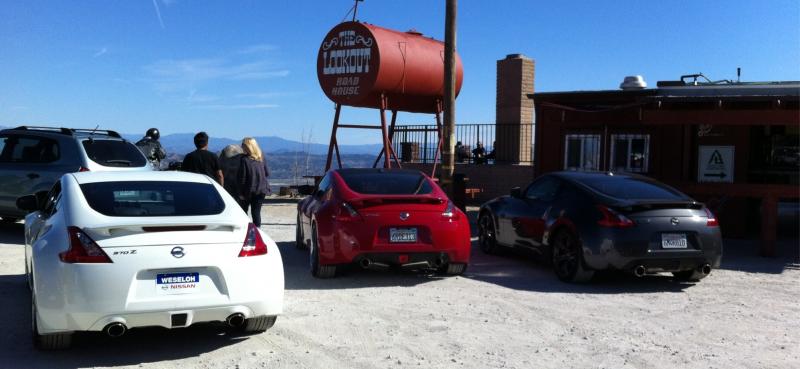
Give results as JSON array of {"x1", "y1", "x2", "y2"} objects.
[{"x1": 237, "y1": 137, "x2": 271, "y2": 226}]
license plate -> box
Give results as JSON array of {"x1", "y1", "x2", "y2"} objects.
[
  {"x1": 156, "y1": 272, "x2": 200, "y2": 295},
  {"x1": 661, "y1": 233, "x2": 688, "y2": 249},
  {"x1": 389, "y1": 228, "x2": 417, "y2": 243}
]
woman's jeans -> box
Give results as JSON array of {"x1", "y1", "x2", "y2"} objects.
[{"x1": 241, "y1": 194, "x2": 264, "y2": 227}]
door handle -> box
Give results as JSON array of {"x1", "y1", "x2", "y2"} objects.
[{"x1": 27, "y1": 173, "x2": 40, "y2": 179}]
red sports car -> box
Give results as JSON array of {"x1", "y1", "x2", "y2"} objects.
[{"x1": 296, "y1": 168, "x2": 471, "y2": 278}]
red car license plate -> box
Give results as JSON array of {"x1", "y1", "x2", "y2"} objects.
[{"x1": 389, "y1": 228, "x2": 417, "y2": 243}]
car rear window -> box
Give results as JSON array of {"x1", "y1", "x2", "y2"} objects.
[
  {"x1": 579, "y1": 176, "x2": 689, "y2": 200},
  {"x1": 0, "y1": 135, "x2": 60, "y2": 163},
  {"x1": 82, "y1": 139, "x2": 147, "y2": 167},
  {"x1": 80, "y1": 181, "x2": 225, "y2": 217},
  {"x1": 338, "y1": 171, "x2": 433, "y2": 195}
]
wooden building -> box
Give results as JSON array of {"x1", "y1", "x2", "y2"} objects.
[{"x1": 531, "y1": 77, "x2": 799, "y2": 256}]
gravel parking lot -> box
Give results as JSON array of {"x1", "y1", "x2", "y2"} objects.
[{"x1": 0, "y1": 201, "x2": 798, "y2": 369}]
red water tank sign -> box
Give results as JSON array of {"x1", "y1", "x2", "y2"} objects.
[
  {"x1": 319, "y1": 26, "x2": 378, "y2": 101},
  {"x1": 317, "y1": 22, "x2": 463, "y2": 114}
]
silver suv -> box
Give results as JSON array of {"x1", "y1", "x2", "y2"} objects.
[{"x1": 0, "y1": 126, "x2": 153, "y2": 223}]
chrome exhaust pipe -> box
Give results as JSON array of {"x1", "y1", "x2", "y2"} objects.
[
  {"x1": 633, "y1": 265, "x2": 646, "y2": 278},
  {"x1": 434, "y1": 257, "x2": 445, "y2": 268},
  {"x1": 360, "y1": 258, "x2": 372, "y2": 269},
  {"x1": 700, "y1": 264, "x2": 712, "y2": 275},
  {"x1": 104, "y1": 322, "x2": 127, "y2": 338},
  {"x1": 226, "y1": 313, "x2": 246, "y2": 328}
]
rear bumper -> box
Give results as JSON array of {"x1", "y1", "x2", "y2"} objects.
[
  {"x1": 83, "y1": 302, "x2": 280, "y2": 332},
  {"x1": 579, "y1": 227, "x2": 723, "y2": 272},
  {"x1": 319, "y1": 217, "x2": 471, "y2": 266}
]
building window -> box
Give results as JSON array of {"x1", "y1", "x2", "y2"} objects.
[
  {"x1": 564, "y1": 134, "x2": 601, "y2": 171},
  {"x1": 610, "y1": 134, "x2": 650, "y2": 173}
]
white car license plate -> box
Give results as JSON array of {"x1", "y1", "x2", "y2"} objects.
[
  {"x1": 156, "y1": 272, "x2": 200, "y2": 295},
  {"x1": 661, "y1": 233, "x2": 688, "y2": 249},
  {"x1": 389, "y1": 228, "x2": 417, "y2": 243}
]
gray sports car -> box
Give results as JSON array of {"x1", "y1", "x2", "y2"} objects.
[{"x1": 478, "y1": 171, "x2": 722, "y2": 283}]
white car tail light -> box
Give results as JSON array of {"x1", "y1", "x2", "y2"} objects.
[
  {"x1": 239, "y1": 223, "x2": 268, "y2": 257},
  {"x1": 60, "y1": 226, "x2": 113, "y2": 263}
]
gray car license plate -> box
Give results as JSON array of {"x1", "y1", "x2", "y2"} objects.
[
  {"x1": 661, "y1": 233, "x2": 688, "y2": 249},
  {"x1": 389, "y1": 228, "x2": 417, "y2": 243}
]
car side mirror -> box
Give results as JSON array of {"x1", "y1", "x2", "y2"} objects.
[
  {"x1": 510, "y1": 187, "x2": 522, "y2": 198},
  {"x1": 16, "y1": 194, "x2": 40, "y2": 212}
]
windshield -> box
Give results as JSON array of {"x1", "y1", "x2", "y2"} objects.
[
  {"x1": 80, "y1": 181, "x2": 225, "y2": 217},
  {"x1": 82, "y1": 139, "x2": 147, "y2": 167}
]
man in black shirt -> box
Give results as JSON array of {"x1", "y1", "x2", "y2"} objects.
[{"x1": 181, "y1": 131, "x2": 224, "y2": 185}]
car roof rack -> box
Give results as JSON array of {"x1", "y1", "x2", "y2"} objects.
[{"x1": 11, "y1": 126, "x2": 122, "y2": 138}]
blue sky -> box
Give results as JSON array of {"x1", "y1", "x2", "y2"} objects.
[{"x1": 1, "y1": 0, "x2": 798, "y2": 145}]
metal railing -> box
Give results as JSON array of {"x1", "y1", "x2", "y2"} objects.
[{"x1": 392, "y1": 123, "x2": 534, "y2": 165}]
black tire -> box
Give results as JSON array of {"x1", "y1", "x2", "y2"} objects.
[
  {"x1": 310, "y1": 224, "x2": 336, "y2": 279},
  {"x1": 478, "y1": 213, "x2": 499, "y2": 254},
  {"x1": 242, "y1": 316, "x2": 277, "y2": 334},
  {"x1": 672, "y1": 269, "x2": 708, "y2": 282},
  {"x1": 32, "y1": 292, "x2": 72, "y2": 350},
  {"x1": 441, "y1": 263, "x2": 467, "y2": 276},
  {"x1": 295, "y1": 214, "x2": 307, "y2": 250},
  {"x1": 1, "y1": 217, "x2": 18, "y2": 224},
  {"x1": 551, "y1": 230, "x2": 594, "y2": 283}
]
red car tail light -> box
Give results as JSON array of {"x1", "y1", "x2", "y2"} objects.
[
  {"x1": 704, "y1": 207, "x2": 719, "y2": 227},
  {"x1": 239, "y1": 223, "x2": 268, "y2": 257},
  {"x1": 442, "y1": 201, "x2": 460, "y2": 220},
  {"x1": 596, "y1": 205, "x2": 635, "y2": 228},
  {"x1": 336, "y1": 202, "x2": 363, "y2": 222},
  {"x1": 60, "y1": 226, "x2": 113, "y2": 263},
  {"x1": 78, "y1": 166, "x2": 90, "y2": 172}
]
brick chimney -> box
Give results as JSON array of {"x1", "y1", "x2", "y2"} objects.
[{"x1": 495, "y1": 54, "x2": 535, "y2": 164}]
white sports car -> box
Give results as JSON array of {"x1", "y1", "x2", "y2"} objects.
[{"x1": 18, "y1": 171, "x2": 284, "y2": 350}]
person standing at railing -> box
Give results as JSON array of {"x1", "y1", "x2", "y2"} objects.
[{"x1": 472, "y1": 141, "x2": 487, "y2": 164}]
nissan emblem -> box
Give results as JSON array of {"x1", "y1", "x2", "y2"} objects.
[
  {"x1": 400, "y1": 212, "x2": 410, "y2": 221},
  {"x1": 171, "y1": 246, "x2": 185, "y2": 258}
]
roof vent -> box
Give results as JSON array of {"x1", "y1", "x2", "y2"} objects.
[{"x1": 620, "y1": 75, "x2": 647, "y2": 90}]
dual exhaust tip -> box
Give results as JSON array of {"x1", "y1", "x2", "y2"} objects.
[
  {"x1": 103, "y1": 322, "x2": 127, "y2": 338},
  {"x1": 226, "y1": 313, "x2": 246, "y2": 328},
  {"x1": 359, "y1": 257, "x2": 446, "y2": 270},
  {"x1": 633, "y1": 263, "x2": 712, "y2": 278},
  {"x1": 102, "y1": 312, "x2": 248, "y2": 337}
]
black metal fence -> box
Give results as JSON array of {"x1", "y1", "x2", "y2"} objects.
[{"x1": 392, "y1": 123, "x2": 534, "y2": 165}]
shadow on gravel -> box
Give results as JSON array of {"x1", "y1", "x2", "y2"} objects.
[
  {"x1": 717, "y1": 238, "x2": 799, "y2": 274},
  {"x1": 463, "y1": 240, "x2": 695, "y2": 294},
  {"x1": 0, "y1": 273, "x2": 251, "y2": 368},
  {"x1": 0, "y1": 221, "x2": 24, "y2": 245},
  {"x1": 277, "y1": 241, "x2": 445, "y2": 290}
]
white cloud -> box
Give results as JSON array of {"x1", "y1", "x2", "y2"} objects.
[
  {"x1": 93, "y1": 47, "x2": 108, "y2": 58},
  {"x1": 152, "y1": 0, "x2": 165, "y2": 29},
  {"x1": 145, "y1": 58, "x2": 287, "y2": 83},
  {"x1": 238, "y1": 44, "x2": 278, "y2": 54},
  {"x1": 195, "y1": 104, "x2": 279, "y2": 110}
]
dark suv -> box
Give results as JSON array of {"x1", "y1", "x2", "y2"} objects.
[{"x1": 0, "y1": 126, "x2": 152, "y2": 223}]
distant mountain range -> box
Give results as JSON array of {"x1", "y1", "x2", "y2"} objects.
[
  {"x1": 0, "y1": 125, "x2": 383, "y2": 156},
  {"x1": 120, "y1": 132, "x2": 384, "y2": 157}
]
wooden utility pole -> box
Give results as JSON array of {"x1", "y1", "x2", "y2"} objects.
[{"x1": 441, "y1": 0, "x2": 457, "y2": 196}]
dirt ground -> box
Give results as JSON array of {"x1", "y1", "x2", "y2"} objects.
[{"x1": 0, "y1": 201, "x2": 798, "y2": 369}]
